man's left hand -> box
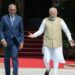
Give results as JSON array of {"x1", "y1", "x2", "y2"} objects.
[
  {"x1": 69, "y1": 40, "x2": 75, "y2": 48},
  {"x1": 19, "y1": 43, "x2": 24, "y2": 50}
]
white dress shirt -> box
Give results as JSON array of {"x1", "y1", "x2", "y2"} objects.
[{"x1": 10, "y1": 16, "x2": 15, "y2": 26}]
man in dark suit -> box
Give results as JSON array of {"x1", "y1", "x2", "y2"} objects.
[{"x1": 0, "y1": 4, "x2": 24, "y2": 75}]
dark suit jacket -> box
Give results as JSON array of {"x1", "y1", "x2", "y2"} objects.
[{"x1": 0, "y1": 14, "x2": 24, "y2": 45}]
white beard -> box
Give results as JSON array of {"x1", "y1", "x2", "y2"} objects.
[{"x1": 49, "y1": 16, "x2": 56, "y2": 21}]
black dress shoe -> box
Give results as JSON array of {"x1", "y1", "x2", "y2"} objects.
[
  {"x1": 13, "y1": 73, "x2": 18, "y2": 75},
  {"x1": 44, "y1": 70, "x2": 50, "y2": 75},
  {"x1": 13, "y1": 74, "x2": 18, "y2": 75}
]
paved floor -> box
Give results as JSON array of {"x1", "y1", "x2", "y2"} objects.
[
  {"x1": 0, "y1": 68, "x2": 75, "y2": 75},
  {"x1": 0, "y1": 62, "x2": 75, "y2": 75}
]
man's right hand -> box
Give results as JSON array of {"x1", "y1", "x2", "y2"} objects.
[
  {"x1": 1, "y1": 39, "x2": 7, "y2": 47},
  {"x1": 27, "y1": 32, "x2": 34, "y2": 38}
]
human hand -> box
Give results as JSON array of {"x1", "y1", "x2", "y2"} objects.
[
  {"x1": 69, "y1": 40, "x2": 75, "y2": 48},
  {"x1": 1, "y1": 39, "x2": 7, "y2": 47},
  {"x1": 27, "y1": 32, "x2": 34, "y2": 38},
  {"x1": 19, "y1": 43, "x2": 24, "y2": 50}
]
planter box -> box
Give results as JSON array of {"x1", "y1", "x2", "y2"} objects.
[{"x1": 63, "y1": 48, "x2": 75, "y2": 59}]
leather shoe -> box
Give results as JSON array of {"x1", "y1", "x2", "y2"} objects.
[{"x1": 44, "y1": 70, "x2": 50, "y2": 75}]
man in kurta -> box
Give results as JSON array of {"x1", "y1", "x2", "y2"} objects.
[{"x1": 28, "y1": 7, "x2": 75, "y2": 75}]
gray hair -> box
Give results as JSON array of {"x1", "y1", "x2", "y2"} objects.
[
  {"x1": 49, "y1": 7, "x2": 58, "y2": 13},
  {"x1": 8, "y1": 4, "x2": 16, "y2": 9}
]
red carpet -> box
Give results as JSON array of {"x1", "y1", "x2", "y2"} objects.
[
  {"x1": 0, "y1": 57, "x2": 64, "y2": 68},
  {"x1": 66, "y1": 60, "x2": 75, "y2": 65},
  {"x1": 18, "y1": 58, "x2": 64, "y2": 68}
]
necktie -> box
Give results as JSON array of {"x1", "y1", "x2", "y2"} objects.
[{"x1": 10, "y1": 16, "x2": 14, "y2": 26}]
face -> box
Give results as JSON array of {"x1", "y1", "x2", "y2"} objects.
[
  {"x1": 49, "y1": 8, "x2": 58, "y2": 17},
  {"x1": 8, "y1": 5, "x2": 17, "y2": 16}
]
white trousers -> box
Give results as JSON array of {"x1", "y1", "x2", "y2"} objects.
[
  {"x1": 42, "y1": 46, "x2": 65, "y2": 75},
  {"x1": 42, "y1": 46, "x2": 65, "y2": 63}
]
